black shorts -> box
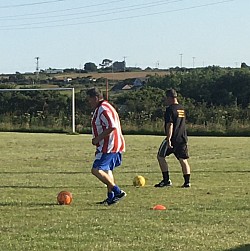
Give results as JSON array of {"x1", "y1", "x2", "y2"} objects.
[{"x1": 158, "y1": 139, "x2": 189, "y2": 159}]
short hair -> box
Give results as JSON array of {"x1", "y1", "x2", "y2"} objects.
[
  {"x1": 86, "y1": 87, "x2": 103, "y2": 99},
  {"x1": 166, "y1": 89, "x2": 177, "y2": 98}
]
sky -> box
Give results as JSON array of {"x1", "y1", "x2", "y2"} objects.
[{"x1": 0, "y1": 0, "x2": 249, "y2": 74}]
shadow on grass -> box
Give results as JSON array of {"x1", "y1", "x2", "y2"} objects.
[
  {"x1": 0, "y1": 171, "x2": 88, "y2": 174},
  {"x1": 0, "y1": 202, "x2": 58, "y2": 207},
  {"x1": 224, "y1": 244, "x2": 250, "y2": 251},
  {"x1": 122, "y1": 170, "x2": 250, "y2": 173},
  {"x1": 0, "y1": 201, "x2": 112, "y2": 210},
  {"x1": 0, "y1": 185, "x2": 88, "y2": 189}
]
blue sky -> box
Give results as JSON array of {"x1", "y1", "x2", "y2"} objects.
[{"x1": 0, "y1": 0, "x2": 249, "y2": 73}]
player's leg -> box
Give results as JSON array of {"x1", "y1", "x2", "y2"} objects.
[
  {"x1": 178, "y1": 158, "x2": 191, "y2": 187},
  {"x1": 106, "y1": 170, "x2": 114, "y2": 183},
  {"x1": 91, "y1": 168, "x2": 118, "y2": 204},
  {"x1": 179, "y1": 158, "x2": 191, "y2": 175},
  {"x1": 155, "y1": 139, "x2": 173, "y2": 187},
  {"x1": 91, "y1": 168, "x2": 115, "y2": 191},
  {"x1": 92, "y1": 152, "x2": 126, "y2": 204},
  {"x1": 109, "y1": 152, "x2": 126, "y2": 203},
  {"x1": 175, "y1": 144, "x2": 191, "y2": 188},
  {"x1": 100, "y1": 170, "x2": 114, "y2": 194}
]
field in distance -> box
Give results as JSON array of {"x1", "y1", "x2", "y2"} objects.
[{"x1": 53, "y1": 70, "x2": 170, "y2": 81}]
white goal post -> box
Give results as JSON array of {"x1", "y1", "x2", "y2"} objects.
[{"x1": 0, "y1": 88, "x2": 75, "y2": 133}]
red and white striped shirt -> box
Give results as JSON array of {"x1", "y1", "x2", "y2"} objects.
[{"x1": 91, "y1": 100, "x2": 125, "y2": 153}]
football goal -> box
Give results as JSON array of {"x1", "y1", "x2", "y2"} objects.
[{"x1": 0, "y1": 88, "x2": 75, "y2": 133}]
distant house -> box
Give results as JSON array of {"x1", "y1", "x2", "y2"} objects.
[
  {"x1": 112, "y1": 61, "x2": 125, "y2": 72},
  {"x1": 111, "y1": 81, "x2": 130, "y2": 91},
  {"x1": 122, "y1": 84, "x2": 133, "y2": 90},
  {"x1": 111, "y1": 77, "x2": 147, "y2": 91},
  {"x1": 131, "y1": 78, "x2": 147, "y2": 87}
]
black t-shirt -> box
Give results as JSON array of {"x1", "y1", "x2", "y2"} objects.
[{"x1": 164, "y1": 103, "x2": 188, "y2": 145}]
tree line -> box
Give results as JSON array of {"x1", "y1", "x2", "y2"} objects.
[{"x1": 0, "y1": 66, "x2": 249, "y2": 135}]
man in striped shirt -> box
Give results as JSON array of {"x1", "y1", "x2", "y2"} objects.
[{"x1": 86, "y1": 88, "x2": 126, "y2": 205}]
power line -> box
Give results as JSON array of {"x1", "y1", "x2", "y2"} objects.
[
  {"x1": 179, "y1": 54, "x2": 183, "y2": 68},
  {"x1": 0, "y1": 0, "x2": 66, "y2": 9},
  {"x1": 0, "y1": 0, "x2": 236, "y2": 30},
  {"x1": 0, "y1": 0, "x2": 127, "y2": 19},
  {"x1": 0, "y1": 0, "x2": 184, "y2": 27}
]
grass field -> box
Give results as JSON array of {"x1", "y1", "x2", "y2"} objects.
[{"x1": 0, "y1": 133, "x2": 249, "y2": 251}]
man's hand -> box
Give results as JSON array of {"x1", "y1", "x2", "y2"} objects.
[
  {"x1": 92, "y1": 127, "x2": 115, "y2": 146},
  {"x1": 166, "y1": 138, "x2": 173, "y2": 149},
  {"x1": 92, "y1": 137, "x2": 99, "y2": 145}
]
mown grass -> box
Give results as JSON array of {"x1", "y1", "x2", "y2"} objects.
[{"x1": 0, "y1": 133, "x2": 249, "y2": 251}]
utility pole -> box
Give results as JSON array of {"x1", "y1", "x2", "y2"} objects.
[
  {"x1": 35, "y1": 57, "x2": 39, "y2": 80},
  {"x1": 179, "y1": 53, "x2": 183, "y2": 68},
  {"x1": 106, "y1": 79, "x2": 109, "y2": 101},
  {"x1": 192, "y1": 57, "x2": 196, "y2": 68},
  {"x1": 123, "y1": 56, "x2": 127, "y2": 72}
]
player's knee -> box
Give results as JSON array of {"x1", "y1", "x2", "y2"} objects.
[
  {"x1": 157, "y1": 154, "x2": 164, "y2": 161},
  {"x1": 179, "y1": 158, "x2": 188, "y2": 166}
]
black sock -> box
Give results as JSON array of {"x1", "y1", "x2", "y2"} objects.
[
  {"x1": 162, "y1": 171, "x2": 169, "y2": 182},
  {"x1": 183, "y1": 174, "x2": 190, "y2": 184}
]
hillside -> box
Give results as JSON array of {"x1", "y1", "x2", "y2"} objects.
[{"x1": 52, "y1": 70, "x2": 170, "y2": 81}]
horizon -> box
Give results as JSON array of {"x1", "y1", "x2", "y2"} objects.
[{"x1": 1, "y1": 63, "x2": 247, "y2": 75}]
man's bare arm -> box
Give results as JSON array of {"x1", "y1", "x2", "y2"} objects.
[
  {"x1": 92, "y1": 127, "x2": 115, "y2": 145},
  {"x1": 165, "y1": 122, "x2": 173, "y2": 148}
]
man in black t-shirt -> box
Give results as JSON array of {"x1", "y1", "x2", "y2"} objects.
[{"x1": 155, "y1": 89, "x2": 191, "y2": 188}]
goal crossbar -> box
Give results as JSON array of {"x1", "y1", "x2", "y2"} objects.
[{"x1": 0, "y1": 88, "x2": 75, "y2": 133}]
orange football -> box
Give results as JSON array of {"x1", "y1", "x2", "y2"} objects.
[{"x1": 57, "y1": 191, "x2": 73, "y2": 205}]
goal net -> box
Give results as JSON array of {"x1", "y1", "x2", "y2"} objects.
[{"x1": 0, "y1": 88, "x2": 75, "y2": 133}]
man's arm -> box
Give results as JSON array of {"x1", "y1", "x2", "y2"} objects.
[
  {"x1": 92, "y1": 127, "x2": 115, "y2": 145},
  {"x1": 165, "y1": 122, "x2": 173, "y2": 148}
]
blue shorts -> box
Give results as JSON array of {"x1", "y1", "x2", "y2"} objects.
[{"x1": 92, "y1": 152, "x2": 122, "y2": 171}]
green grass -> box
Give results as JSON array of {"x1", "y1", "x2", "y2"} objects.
[{"x1": 0, "y1": 133, "x2": 249, "y2": 251}]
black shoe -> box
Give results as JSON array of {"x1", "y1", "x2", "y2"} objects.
[
  {"x1": 97, "y1": 190, "x2": 127, "y2": 206},
  {"x1": 181, "y1": 183, "x2": 191, "y2": 188},
  {"x1": 113, "y1": 190, "x2": 127, "y2": 203},
  {"x1": 154, "y1": 180, "x2": 172, "y2": 188}
]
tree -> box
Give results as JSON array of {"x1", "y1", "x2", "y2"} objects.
[
  {"x1": 99, "y1": 59, "x2": 112, "y2": 68},
  {"x1": 241, "y1": 62, "x2": 249, "y2": 69},
  {"x1": 84, "y1": 62, "x2": 97, "y2": 72}
]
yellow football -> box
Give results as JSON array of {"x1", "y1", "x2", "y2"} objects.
[{"x1": 133, "y1": 175, "x2": 146, "y2": 187}]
